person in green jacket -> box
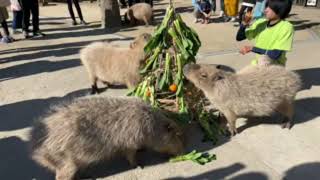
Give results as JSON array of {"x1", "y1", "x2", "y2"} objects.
[{"x1": 236, "y1": 0, "x2": 293, "y2": 66}]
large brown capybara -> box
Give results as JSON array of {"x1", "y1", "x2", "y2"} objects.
[
  {"x1": 183, "y1": 64, "x2": 302, "y2": 136},
  {"x1": 30, "y1": 96, "x2": 184, "y2": 180}
]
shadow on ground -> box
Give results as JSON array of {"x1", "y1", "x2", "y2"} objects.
[
  {"x1": 166, "y1": 163, "x2": 268, "y2": 180},
  {"x1": 166, "y1": 161, "x2": 320, "y2": 180},
  {"x1": 0, "y1": 59, "x2": 80, "y2": 82},
  {"x1": 289, "y1": 19, "x2": 320, "y2": 31},
  {"x1": 283, "y1": 162, "x2": 320, "y2": 180},
  {"x1": 41, "y1": 23, "x2": 101, "y2": 32},
  {"x1": 0, "y1": 89, "x2": 90, "y2": 131},
  {"x1": 176, "y1": 5, "x2": 194, "y2": 13},
  {"x1": 296, "y1": 67, "x2": 320, "y2": 90},
  {"x1": 0, "y1": 37, "x2": 134, "y2": 66},
  {"x1": 0, "y1": 136, "x2": 54, "y2": 180}
]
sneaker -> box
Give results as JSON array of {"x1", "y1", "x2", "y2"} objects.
[
  {"x1": 72, "y1": 20, "x2": 77, "y2": 26},
  {"x1": 33, "y1": 31, "x2": 46, "y2": 37},
  {"x1": 8, "y1": 36, "x2": 14, "y2": 42},
  {"x1": 223, "y1": 16, "x2": 231, "y2": 22},
  {"x1": 230, "y1": 17, "x2": 237, "y2": 22},
  {"x1": 1, "y1": 36, "x2": 13, "y2": 43},
  {"x1": 219, "y1": 11, "x2": 224, "y2": 17},
  {"x1": 23, "y1": 30, "x2": 31, "y2": 39},
  {"x1": 80, "y1": 20, "x2": 88, "y2": 25}
]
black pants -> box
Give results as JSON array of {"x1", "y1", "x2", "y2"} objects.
[
  {"x1": 67, "y1": 0, "x2": 84, "y2": 21},
  {"x1": 20, "y1": 0, "x2": 40, "y2": 32},
  {"x1": 238, "y1": 5, "x2": 253, "y2": 24},
  {"x1": 119, "y1": 0, "x2": 127, "y2": 6},
  {"x1": 1, "y1": 20, "x2": 10, "y2": 36}
]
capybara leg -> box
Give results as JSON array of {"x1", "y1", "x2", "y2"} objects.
[
  {"x1": 90, "y1": 76, "x2": 99, "y2": 95},
  {"x1": 125, "y1": 149, "x2": 140, "y2": 168},
  {"x1": 224, "y1": 110, "x2": 238, "y2": 136},
  {"x1": 55, "y1": 160, "x2": 77, "y2": 180},
  {"x1": 37, "y1": 153, "x2": 58, "y2": 172},
  {"x1": 130, "y1": 19, "x2": 136, "y2": 26},
  {"x1": 277, "y1": 100, "x2": 294, "y2": 129},
  {"x1": 143, "y1": 16, "x2": 149, "y2": 26},
  {"x1": 218, "y1": 112, "x2": 229, "y2": 135},
  {"x1": 126, "y1": 77, "x2": 140, "y2": 89},
  {"x1": 91, "y1": 84, "x2": 99, "y2": 95}
]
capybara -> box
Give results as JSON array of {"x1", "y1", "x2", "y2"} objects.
[
  {"x1": 80, "y1": 33, "x2": 151, "y2": 94},
  {"x1": 124, "y1": 3, "x2": 153, "y2": 26},
  {"x1": 30, "y1": 96, "x2": 184, "y2": 180},
  {"x1": 183, "y1": 64, "x2": 302, "y2": 135}
]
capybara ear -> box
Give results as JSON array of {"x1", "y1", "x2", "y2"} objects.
[
  {"x1": 185, "y1": 64, "x2": 200, "y2": 71},
  {"x1": 143, "y1": 33, "x2": 152, "y2": 41}
]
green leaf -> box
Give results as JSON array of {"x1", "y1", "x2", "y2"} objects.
[{"x1": 169, "y1": 150, "x2": 216, "y2": 165}]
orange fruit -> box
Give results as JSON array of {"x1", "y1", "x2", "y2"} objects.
[
  {"x1": 169, "y1": 84, "x2": 177, "y2": 93},
  {"x1": 146, "y1": 88, "x2": 151, "y2": 97}
]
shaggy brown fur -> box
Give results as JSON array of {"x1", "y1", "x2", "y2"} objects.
[
  {"x1": 183, "y1": 64, "x2": 302, "y2": 135},
  {"x1": 80, "y1": 33, "x2": 151, "y2": 94},
  {"x1": 124, "y1": 3, "x2": 153, "y2": 26},
  {"x1": 30, "y1": 96, "x2": 184, "y2": 180}
]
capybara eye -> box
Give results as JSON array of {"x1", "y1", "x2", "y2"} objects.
[
  {"x1": 216, "y1": 65, "x2": 221, "y2": 69},
  {"x1": 200, "y1": 73, "x2": 207, "y2": 78},
  {"x1": 216, "y1": 76, "x2": 223, "y2": 80},
  {"x1": 166, "y1": 124, "x2": 173, "y2": 131}
]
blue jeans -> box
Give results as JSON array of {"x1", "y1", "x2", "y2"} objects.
[{"x1": 12, "y1": 11, "x2": 23, "y2": 30}]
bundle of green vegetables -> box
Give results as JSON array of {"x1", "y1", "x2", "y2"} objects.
[{"x1": 127, "y1": 5, "x2": 223, "y2": 146}]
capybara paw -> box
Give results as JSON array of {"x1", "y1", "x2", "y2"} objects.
[
  {"x1": 281, "y1": 117, "x2": 293, "y2": 129},
  {"x1": 281, "y1": 121, "x2": 293, "y2": 129},
  {"x1": 90, "y1": 85, "x2": 99, "y2": 95},
  {"x1": 229, "y1": 127, "x2": 238, "y2": 136},
  {"x1": 136, "y1": 164, "x2": 144, "y2": 169}
]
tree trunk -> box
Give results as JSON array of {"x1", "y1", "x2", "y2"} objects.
[{"x1": 100, "y1": 0, "x2": 121, "y2": 29}]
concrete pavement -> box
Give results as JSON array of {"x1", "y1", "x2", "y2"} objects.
[{"x1": 0, "y1": 1, "x2": 319, "y2": 179}]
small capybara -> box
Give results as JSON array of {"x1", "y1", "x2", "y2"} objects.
[
  {"x1": 183, "y1": 64, "x2": 302, "y2": 135},
  {"x1": 80, "y1": 33, "x2": 151, "y2": 94},
  {"x1": 30, "y1": 96, "x2": 184, "y2": 180},
  {"x1": 124, "y1": 3, "x2": 153, "y2": 26}
]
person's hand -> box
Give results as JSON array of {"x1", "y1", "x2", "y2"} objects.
[
  {"x1": 239, "y1": 45, "x2": 253, "y2": 55},
  {"x1": 242, "y1": 11, "x2": 252, "y2": 25}
]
